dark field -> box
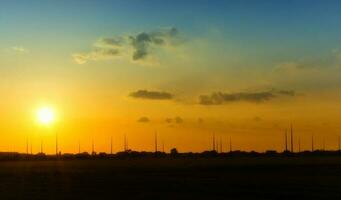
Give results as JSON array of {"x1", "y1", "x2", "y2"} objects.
[{"x1": 2, "y1": 157, "x2": 341, "y2": 199}]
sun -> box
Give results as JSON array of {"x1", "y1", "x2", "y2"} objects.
[{"x1": 36, "y1": 107, "x2": 55, "y2": 125}]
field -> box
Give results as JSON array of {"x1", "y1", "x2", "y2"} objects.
[{"x1": 1, "y1": 157, "x2": 341, "y2": 199}]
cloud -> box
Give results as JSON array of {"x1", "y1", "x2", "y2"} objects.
[
  {"x1": 253, "y1": 116, "x2": 262, "y2": 122},
  {"x1": 165, "y1": 118, "x2": 173, "y2": 123},
  {"x1": 129, "y1": 90, "x2": 173, "y2": 100},
  {"x1": 95, "y1": 37, "x2": 125, "y2": 48},
  {"x1": 277, "y1": 90, "x2": 295, "y2": 96},
  {"x1": 137, "y1": 117, "x2": 150, "y2": 123},
  {"x1": 165, "y1": 117, "x2": 183, "y2": 124},
  {"x1": 175, "y1": 116, "x2": 183, "y2": 124},
  {"x1": 73, "y1": 27, "x2": 180, "y2": 65},
  {"x1": 72, "y1": 49, "x2": 119, "y2": 64},
  {"x1": 274, "y1": 62, "x2": 310, "y2": 71},
  {"x1": 273, "y1": 50, "x2": 341, "y2": 72},
  {"x1": 129, "y1": 27, "x2": 178, "y2": 61},
  {"x1": 199, "y1": 90, "x2": 295, "y2": 105},
  {"x1": 10, "y1": 46, "x2": 28, "y2": 53}
]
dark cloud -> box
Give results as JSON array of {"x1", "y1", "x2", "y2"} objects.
[
  {"x1": 175, "y1": 116, "x2": 183, "y2": 124},
  {"x1": 137, "y1": 117, "x2": 150, "y2": 123},
  {"x1": 129, "y1": 27, "x2": 178, "y2": 61},
  {"x1": 277, "y1": 90, "x2": 295, "y2": 96},
  {"x1": 199, "y1": 92, "x2": 275, "y2": 105},
  {"x1": 129, "y1": 90, "x2": 173, "y2": 100},
  {"x1": 199, "y1": 90, "x2": 295, "y2": 105},
  {"x1": 165, "y1": 118, "x2": 173, "y2": 123},
  {"x1": 96, "y1": 37, "x2": 124, "y2": 48},
  {"x1": 253, "y1": 116, "x2": 262, "y2": 122}
]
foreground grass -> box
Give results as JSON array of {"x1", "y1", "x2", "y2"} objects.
[{"x1": 1, "y1": 157, "x2": 341, "y2": 199}]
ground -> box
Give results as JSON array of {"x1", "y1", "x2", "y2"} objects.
[{"x1": 1, "y1": 157, "x2": 341, "y2": 199}]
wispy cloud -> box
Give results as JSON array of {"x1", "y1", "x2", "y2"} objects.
[
  {"x1": 73, "y1": 27, "x2": 181, "y2": 65},
  {"x1": 129, "y1": 90, "x2": 173, "y2": 100},
  {"x1": 199, "y1": 89, "x2": 295, "y2": 105},
  {"x1": 73, "y1": 49, "x2": 119, "y2": 64},
  {"x1": 8, "y1": 46, "x2": 29, "y2": 54}
]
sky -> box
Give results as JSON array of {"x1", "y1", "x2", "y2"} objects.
[{"x1": 1, "y1": 0, "x2": 341, "y2": 154}]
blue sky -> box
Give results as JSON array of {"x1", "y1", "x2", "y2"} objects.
[{"x1": 1, "y1": 0, "x2": 341, "y2": 63}]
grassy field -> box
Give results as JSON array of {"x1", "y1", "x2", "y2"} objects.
[{"x1": 1, "y1": 157, "x2": 341, "y2": 199}]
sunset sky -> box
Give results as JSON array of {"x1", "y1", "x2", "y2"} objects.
[{"x1": 1, "y1": 0, "x2": 341, "y2": 154}]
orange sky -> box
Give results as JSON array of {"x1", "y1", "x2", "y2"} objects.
[{"x1": 2, "y1": 1, "x2": 341, "y2": 154}]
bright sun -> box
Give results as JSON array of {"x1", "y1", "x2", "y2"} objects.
[{"x1": 37, "y1": 107, "x2": 55, "y2": 125}]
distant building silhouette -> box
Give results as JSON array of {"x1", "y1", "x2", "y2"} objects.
[{"x1": 170, "y1": 148, "x2": 178, "y2": 156}]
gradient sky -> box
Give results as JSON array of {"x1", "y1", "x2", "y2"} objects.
[{"x1": 1, "y1": 0, "x2": 341, "y2": 154}]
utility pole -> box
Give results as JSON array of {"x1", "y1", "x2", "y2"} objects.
[
  {"x1": 78, "y1": 140, "x2": 81, "y2": 154},
  {"x1": 162, "y1": 141, "x2": 165, "y2": 153},
  {"x1": 229, "y1": 137, "x2": 232, "y2": 152},
  {"x1": 26, "y1": 137, "x2": 29, "y2": 155},
  {"x1": 298, "y1": 136, "x2": 301, "y2": 153},
  {"x1": 311, "y1": 134, "x2": 314, "y2": 152},
  {"x1": 219, "y1": 136, "x2": 222, "y2": 153},
  {"x1": 155, "y1": 131, "x2": 158, "y2": 153},
  {"x1": 40, "y1": 140, "x2": 43, "y2": 154},
  {"x1": 110, "y1": 136, "x2": 113, "y2": 155},
  {"x1": 285, "y1": 129, "x2": 288, "y2": 152},
  {"x1": 124, "y1": 134, "x2": 127, "y2": 151},
  {"x1": 338, "y1": 136, "x2": 340, "y2": 152},
  {"x1": 55, "y1": 132, "x2": 58, "y2": 156},
  {"x1": 92, "y1": 137, "x2": 95, "y2": 155},
  {"x1": 212, "y1": 133, "x2": 215, "y2": 151},
  {"x1": 290, "y1": 124, "x2": 294, "y2": 152}
]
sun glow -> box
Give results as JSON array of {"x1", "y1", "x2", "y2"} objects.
[{"x1": 36, "y1": 107, "x2": 55, "y2": 125}]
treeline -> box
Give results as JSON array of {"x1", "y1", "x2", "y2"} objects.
[{"x1": 0, "y1": 149, "x2": 341, "y2": 161}]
